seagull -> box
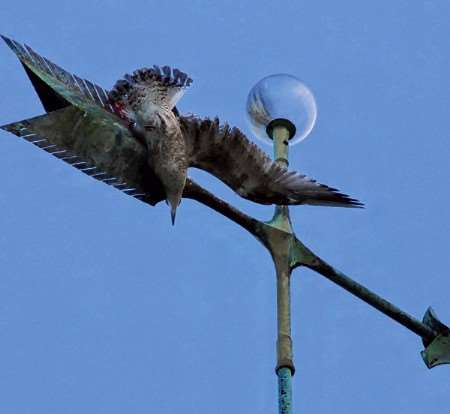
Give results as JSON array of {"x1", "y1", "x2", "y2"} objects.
[
  {"x1": 1, "y1": 36, "x2": 362, "y2": 224},
  {"x1": 108, "y1": 67, "x2": 362, "y2": 224}
]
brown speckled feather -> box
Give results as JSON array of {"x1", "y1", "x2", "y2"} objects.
[
  {"x1": 108, "y1": 66, "x2": 192, "y2": 123},
  {"x1": 180, "y1": 116, "x2": 363, "y2": 207}
]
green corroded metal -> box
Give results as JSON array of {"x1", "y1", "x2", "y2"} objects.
[
  {"x1": 269, "y1": 125, "x2": 295, "y2": 414},
  {"x1": 3, "y1": 36, "x2": 450, "y2": 414},
  {"x1": 422, "y1": 334, "x2": 450, "y2": 368},
  {"x1": 2, "y1": 104, "x2": 166, "y2": 206},
  {"x1": 278, "y1": 367, "x2": 293, "y2": 414},
  {"x1": 241, "y1": 124, "x2": 299, "y2": 412},
  {"x1": 15, "y1": 46, "x2": 100, "y2": 113},
  {"x1": 22, "y1": 107, "x2": 146, "y2": 182},
  {"x1": 421, "y1": 308, "x2": 450, "y2": 368},
  {"x1": 300, "y1": 249, "x2": 439, "y2": 342}
]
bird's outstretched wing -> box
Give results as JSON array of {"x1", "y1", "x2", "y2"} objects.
[
  {"x1": 180, "y1": 116, "x2": 363, "y2": 207},
  {"x1": 108, "y1": 66, "x2": 192, "y2": 122}
]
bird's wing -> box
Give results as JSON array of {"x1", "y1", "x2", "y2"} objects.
[
  {"x1": 180, "y1": 116, "x2": 363, "y2": 207},
  {"x1": 108, "y1": 66, "x2": 192, "y2": 122}
]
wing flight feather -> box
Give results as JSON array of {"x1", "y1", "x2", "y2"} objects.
[{"x1": 180, "y1": 116, "x2": 363, "y2": 207}]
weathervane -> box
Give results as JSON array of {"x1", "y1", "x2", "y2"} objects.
[{"x1": 1, "y1": 35, "x2": 449, "y2": 414}]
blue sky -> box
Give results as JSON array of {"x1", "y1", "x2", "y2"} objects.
[{"x1": 1, "y1": 1, "x2": 450, "y2": 413}]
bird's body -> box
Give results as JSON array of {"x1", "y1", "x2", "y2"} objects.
[
  {"x1": 108, "y1": 67, "x2": 192, "y2": 222},
  {"x1": 144, "y1": 117, "x2": 187, "y2": 224}
]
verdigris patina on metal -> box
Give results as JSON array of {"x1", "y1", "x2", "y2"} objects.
[{"x1": 1, "y1": 35, "x2": 449, "y2": 414}]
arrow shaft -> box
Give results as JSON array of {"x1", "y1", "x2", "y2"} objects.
[{"x1": 303, "y1": 256, "x2": 437, "y2": 342}]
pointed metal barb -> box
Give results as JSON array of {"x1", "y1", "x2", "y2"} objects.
[
  {"x1": 49, "y1": 150, "x2": 67, "y2": 155},
  {"x1": 102, "y1": 177, "x2": 119, "y2": 183},
  {"x1": 91, "y1": 172, "x2": 108, "y2": 178},
  {"x1": 41, "y1": 144, "x2": 57, "y2": 150},
  {"x1": 122, "y1": 188, "x2": 138, "y2": 195}
]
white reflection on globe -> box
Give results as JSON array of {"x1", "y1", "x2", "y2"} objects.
[{"x1": 246, "y1": 74, "x2": 317, "y2": 145}]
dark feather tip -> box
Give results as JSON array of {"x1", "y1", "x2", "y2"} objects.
[{"x1": 135, "y1": 66, "x2": 192, "y2": 88}]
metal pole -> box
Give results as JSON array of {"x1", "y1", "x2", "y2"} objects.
[
  {"x1": 271, "y1": 125, "x2": 294, "y2": 414},
  {"x1": 278, "y1": 367, "x2": 293, "y2": 414}
]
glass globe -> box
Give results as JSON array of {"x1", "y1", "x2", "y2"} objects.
[{"x1": 246, "y1": 74, "x2": 317, "y2": 145}]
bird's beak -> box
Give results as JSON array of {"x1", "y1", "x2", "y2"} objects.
[
  {"x1": 167, "y1": 194, "x2": 181, "y2": 226},
  {"x1": 170, "y1": 207, "x2": 177, "y2": 226}
]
